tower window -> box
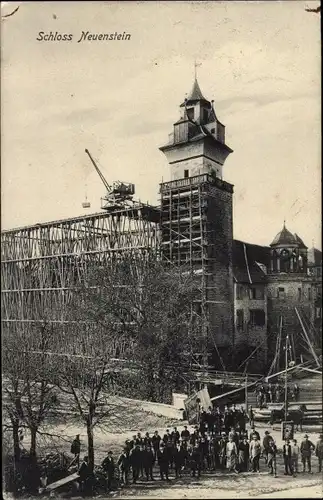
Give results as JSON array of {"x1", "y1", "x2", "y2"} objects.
[
  {"x1": 298, "y1": 288, "x2": 302, "y2": 301},
  {"x1": 308, "y1": 287, "x2": 312, "y2": 300},
  {"x1": 236, "y1": 309, "x2": 244, "y2": 330},
  {"x1": 184, "y1": 169, "x2": 189, "y2": 178},
  {"x1": 211, "y1": 128, "x2": 215, "y2": 134},
  {"x1": 277, "y1": 287, "x2": 285, "y2": 299},
  {"x1": 186, "y1": 108, "x2": 194, "y2": 121}
]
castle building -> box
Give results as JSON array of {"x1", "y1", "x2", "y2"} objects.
[{"x1": 1, "y1": 76, "x2": 321, "y2": 375}]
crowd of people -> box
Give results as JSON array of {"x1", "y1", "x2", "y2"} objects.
[
  {"x1": 70, "y1": 403, "x2": 323, "y2": 494},
  {"x1": 254, "y1": 382, "x2": 300, "y2": 408}
]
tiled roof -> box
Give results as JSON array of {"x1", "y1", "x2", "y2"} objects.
[
  {"x1": 270, "y1": 223, "x2": 297, "y2": 246},
  {"x1": 233, "y1": 240, "x2": 271, "y2": 284}
]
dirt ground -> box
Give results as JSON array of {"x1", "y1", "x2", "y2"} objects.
[{"x1": 12, "y1": 413, "x2": 323, "y2": 499}]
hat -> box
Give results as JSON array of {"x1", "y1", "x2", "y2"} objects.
[
  {"x1": 221, "y1": 432, "x2": 226, "y2": 436},
  {"x1": 265, "y1": 431, "x2": 270, "y2": 435},
  {"x1": 304, "y1": 434, "x2": 308, "y2": 438}
]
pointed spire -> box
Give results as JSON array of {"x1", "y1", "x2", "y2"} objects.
[{"x1": 187, "y1": 78, "x2": 207, "y2": 102}]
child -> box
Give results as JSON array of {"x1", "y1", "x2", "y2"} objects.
[{"x1": 291, "y1": 439, "x2": 300, "y2": 476}]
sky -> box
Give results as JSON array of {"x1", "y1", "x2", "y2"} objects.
[{"x1": 1, "y1": 1, "x2": 321, "y2": 249}]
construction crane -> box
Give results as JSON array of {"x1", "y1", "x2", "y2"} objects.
[{"x1": 84, "y1": 148, "x2": 135, "y2": 210}]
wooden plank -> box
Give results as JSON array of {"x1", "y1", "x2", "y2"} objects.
[{"x1": 45, "y1": 472, "x2": 79, "y2": 492}]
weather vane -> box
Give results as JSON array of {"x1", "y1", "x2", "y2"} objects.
[{"x1": 194, "y1": 60, "x2": 202, "y2": 79}]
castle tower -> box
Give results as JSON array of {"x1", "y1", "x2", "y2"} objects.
[
  {"x1": 159, "y1": 78, "x2": 234, "y2": 371},
  {"x1": 266, "y1": 222, "x2": 316, "y2": 365},
  {"x1": 160, "y1": 78, "x2": 233, "y2": 181}
]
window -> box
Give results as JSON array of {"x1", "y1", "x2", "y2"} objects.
[
  {"x1": 308, "y1": 288, "x2": 312, "y2": 301},
  {"x1": 184, "y1": 169, "x2": 189, "y2": 178},
  {"x1": 186, "y1": 108, "x2": 194, "y2": 121},
  {"x1": 248, "y1": 287, "x2": 264, "y2": 300},
  {"x1": 277, "y1": 287, "x2": 285, "y2": 299},
  {"x1": 236, "y1": 309, "x2": 244, "y2": 330},
  {"x1": 249, "y1": 309, "x2": 266, "y2": 326},
  {"x1": 203, "y1": 109, "x2": 208, "y2": 123},
  {"x1": 298, "y1": 288, "x2": 302, "y2": 301},
  {"x1": 211, "y1": 128, "x2": 215, "y2": 134},
  {"x1": 236, "y1": 284, "x2": 244, "y2": 300},
  {"x1": 316, "y1": 307, "x2": 322, "y2": 319}
]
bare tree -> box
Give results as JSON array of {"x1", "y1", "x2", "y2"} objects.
[
  {"x1": 3, "y1": 322, "x2": 60, "y2": 459},
  {"x1": 77, "y1": 257, "x2": 201, "y2": 402}
]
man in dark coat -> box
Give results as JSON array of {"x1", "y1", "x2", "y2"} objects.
[
  {"x1": 171, "y1": 427, "x2": 180, "y2": 445},
  {"x1": 173, "y1": 442, "x2": 185, "y2": 478},
  {"x1": 157, "y1": 443, "x2": 170, "y2": 481},
  {"x1": 282, "y1": 440, "x2": 293, "y2": 476},
  {"x1": 181, "y1": 426, "x2": 190, "y2": 443},
  {"x1": 129, "y1": 445, "x2": 141, "y2": 483},
  {"x1": 238, "y1": 437, "x2": 250, "y2": 472},
  {"x1": 218, "y1": 432, "x2": 227, "y2": 470},
  {"x1": 315, "y1": 434, "x2": 323, "y2": 473},
  {"x1": 189, "y1": 445, "x2": 202, "y2": 477},
  {"x1": 262, "y1": 431, "x2": 273, "y2": 465},
  {"x1": 101, "y1": 451, "x2": 115, "y2": 491},
  {"x1": 70, "y1": 435, "x2": 81, "y2": 467},
  {"x1": 144, "y1": 432, "x2": 152, "y2": 447},
  {"x1": 151, "y1": 431, "x2": 161, "y2": 463},
  {"x1": 300, "y1": 434, "x2": 315, "y2": 473},
  {"x1": 142, "y1": 445, "x2": 154, "y2": 481},
  {"x1": 78, "y1": 456, "x2": 91, "y2": 494}
]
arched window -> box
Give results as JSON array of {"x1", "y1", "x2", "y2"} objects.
[
  {"x1": 272, "y1": 250, "x2": 278, "y2": 272},
  {"x1": 280, "y1": 249, "x2": 290, "y2": 272}
]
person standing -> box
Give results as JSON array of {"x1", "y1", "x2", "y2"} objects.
[
  {"x1": 248, "y1": 406, "x2": 254, "y2": 428},
  {"x1": 291, "y1": 439, "x2": 300, "y2": 476},
  {"x1": 250, "y1": 435, "x2": 261, "y2": 473},
  {"x1": 171, "y1": 427, "x2": 180, "y2": 445},
  {"x1": 293, "y1": 383, "x2": 300, "y2": 402},
  {"x1": 267, "y1": 439, "x2": 277, "y2": 477},
  {"x1": 157, "y1": 443, "x2": 170, "y2": 481},
  {"x1": 142, "y1": 444, "x2": 154, "y2": 481},
  {"x1": 238, "y1": 436, "x2": 250, "y2": 472},
  {"x1": 300, "y1": 434, "x2": 315, "y2": 473},
  {"x1": 151, "y1": 431, "x2": 161, "y2": 463},
  {"x1": 129, "y1": 444, "x2": 141, "y2": 484},
  {"x1": 218, "y1": 432, "x2": 227, "y2": 470},
  {"x1": 282, "y1": 440, "x2": 293, "y2": 476},
  {"x1": 173, "y1": 442, "x2": 184, "y2": 478},
  {"x1": 262, "y1": 431, "x2": 272, "y2": 465},
  {"x1": 315, "y1": 434, "x2": 323, "y2": 473},
  {"x1": 268, "y1": 383, "x2": 273, "y2": 404},
  {"x1": 226, "y1": 436, "x2": 238, "y2": 473},
  {"x1": 70, "y1": 435, "x2": 81, "y2": 467},
  {"x1": 189, "y1": 445, "x2": 202, "y2": 478},
  {"x1": 181, "y1": 426, "x2": 190, "y2": 443},
  {"x1": 117, "y1": 447, "x2": 130, "y2": 485},
  {"x1": 102, "y1": 451, "x2": 115, "y2": 491},
  {"x1": 78, "y1": 456, "x2": 91, "y2": 495}
]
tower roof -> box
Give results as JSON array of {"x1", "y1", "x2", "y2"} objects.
[
  {"x1": 180, "y1": 78, "x2": 209, "y2": 107},
  {"x1": 270, "y1": 223, "x2": 307, "y2": 248}
]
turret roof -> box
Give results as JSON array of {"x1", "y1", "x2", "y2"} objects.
[
  {"x1": 180, "y1": 78, "x2": 210, "y2": 107},
  {"x1": 270, "y1": 223, "x2": 307, "y2": 248}
]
